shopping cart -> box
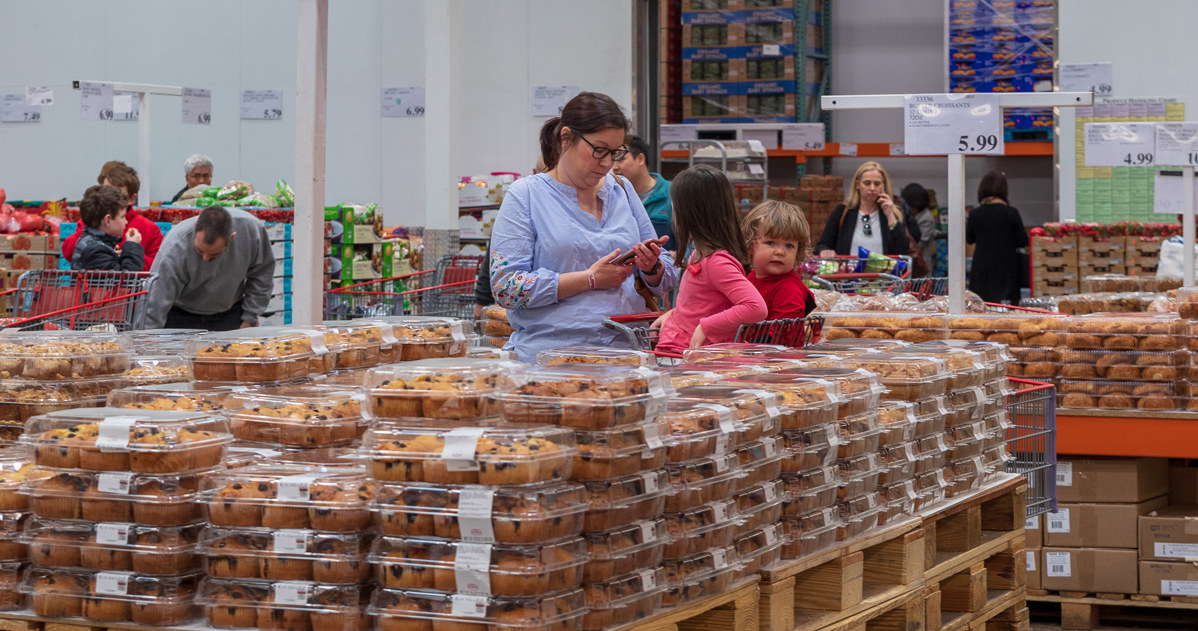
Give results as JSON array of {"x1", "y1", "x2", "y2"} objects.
[
  {"x1": 324, "y1": 270, "x2": 431, "y2": 320},
  {"x1": 603, "y1": 312, "x2": 825, "y2": 361},
  {"x1": 811, "y1": 272, "x2": 904, "y2": 295},
  {"x1": 420, "y1": 255, "x2": 485, "y2": 319},
  {"x1": 886, "y1": 276, "x2": 949, "y2": 299},
  {"x1": 325, "y1": 255, "x2": 483, "y2": 321},
  {"x1": 1005, "y1": 377, "x2": 1057, "y2": 519},
  {"x1": 0, "y1": 270, "x2": 155, "y2": 331}
]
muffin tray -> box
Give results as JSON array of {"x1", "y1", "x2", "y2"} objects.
[
  {"x1": 201, "y1": 464, "x2": 373, "y2": 532},
  {"x1": 366, "y1": 358, "x2": 518, "y2": 421},
  {"x1": 201, "y1": 578, "x2": 368, "y2": 631},
  {"x1": 369, "y1": 587, "x2": 584, "y2": 630},
  {"x1": 582, "y1": 518, "x2": 668, "y2": 582},
  {"x1": 0, "y1": 331, "x2": 131, "y2": 380},
  {"x1": 23, "y1": 566, "x2": 200, "y2": 625},
  {"x1": 580, "y1": 469, "x2": 670, "y2": 532},
  {"x1": 22, "y1": 468, "x2": 204, "y2": 526},
  {"x1": 187, "y1": 328, "x2": 327, "y2": 382},
  {"x1": 497, "y1": 365, "x2": 670, "y2": 429},
  {"x1": 582, "y1": 568, "x2": 666, "y2": 630},
  {"x1": 662, "y1": 499, "x2": 740, "y2": 559},
  {"x1": 202, "y1": 527, "x2": 371, "y2": 584},
  {"x1": 536, "y1": 346, "x2": 656, "y2": 367},
  {"x1": 363, "y1": 424, "x2": 576, "y2": 485},
  {"x1": 23, "y1": 518, "x2": 200, "y2": 574}
]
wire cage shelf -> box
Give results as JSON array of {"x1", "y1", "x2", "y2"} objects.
[{"x1": 1005, "y1": 377, "x2": 1057, "y2": 519}]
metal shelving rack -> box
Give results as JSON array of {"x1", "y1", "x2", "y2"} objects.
[{"x1": 661, "y1": 139, "x2": 769, "y2": 204}]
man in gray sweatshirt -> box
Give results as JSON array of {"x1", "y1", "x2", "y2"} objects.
[{"x1": 144, "y1": 206, "x2": 276, "y2": 330}]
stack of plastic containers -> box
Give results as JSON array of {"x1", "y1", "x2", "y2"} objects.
[
  {"x1": 187, "y1": 328, "x2": 331, "y2": 384},
  {"x1": 365, "y1": 357, "x2": 591, "y2": 631},
  {"x1": 108, "y1": 382, "x2": 243, "y2": 413},
  {"x1": 0, "y1": 446, "x2": 31, "y2": 611},
  {"x1": 318, "y1": 320, "x2": 400, "y2": 370},
  {"x1": 373, "y1": 316, "x2": 474, "y2": 361},
  {"x1": 0, "y1": 332, "x2": 135, "y2": 444},
  {"x1": 223, "y1": 385, "x2": 371, "y2": 449},
  {"x1": 1057, "y1": 313, "x2": 1187, "y2": 411},
  {"x1": 17, "y1": 408, "x2": 232, "y2": 625}
]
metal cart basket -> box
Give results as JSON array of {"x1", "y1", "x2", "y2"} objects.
[{"x1": 1005, "y1": 377, "x2": 1057, "y2": 519}]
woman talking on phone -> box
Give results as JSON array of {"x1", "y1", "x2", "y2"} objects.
[
  {"x1": 814, "y1": 161, "x2": 910, "y2": 257},
  {"x1": 489, "y1": 92, "x2": 678, "y2": 362}
]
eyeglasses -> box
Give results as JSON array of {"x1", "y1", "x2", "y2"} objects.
[
  {"x1": 577, "y1": 135, "x2": 629, "y2": 161},
  {"x1": 860, "y1": 213, "x2": 872, "y2": 237}
]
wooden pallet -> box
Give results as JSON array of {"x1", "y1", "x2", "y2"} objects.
[
  {"x1": 757, "y1": 517, "x2": 926, "y2": 631},
  {"x1": 614, "y1": 577, "x2": 760, "y2": 631},
  {"x1": 1027, "y1": 592, "x2": 1198, "y2": 630}
]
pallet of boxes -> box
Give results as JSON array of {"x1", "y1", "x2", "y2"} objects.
[{"x1": 0, "y1": 232, "x2": 60, "y2": 289}]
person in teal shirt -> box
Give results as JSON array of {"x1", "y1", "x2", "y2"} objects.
[{"x1": 613, "y1": 135, "x2": 673, "y2": 246}]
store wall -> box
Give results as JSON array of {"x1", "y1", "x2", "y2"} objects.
[
  {"x1": 827, "y1": 0, "x2": 1055, "y2": 227},
  {"x1": 0, "y1": 0, "x2": 632, "y2": 227}
]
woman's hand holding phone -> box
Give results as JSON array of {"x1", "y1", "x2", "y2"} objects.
[{"x1": 615, "y1": 236, "x2": 669, "y2": 273}]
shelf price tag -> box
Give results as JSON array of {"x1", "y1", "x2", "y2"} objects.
[
  {"x1": 1084, "y1": 122, "x2": 1155, "y2": 167},
  {"x1": 904, "y1": 93, "x2": 1003, "y2": 156},
  {"x1": 1059, "y1": 62, "x2": 1113, "y2": 97},
  {"x1": 381, "y1": 87, "x2": 425, "y2": 118},
  {"x1": 26, "y1": 86, "x2": 53, "y2": 106},
  {"x1": 781, "y1": 123, "x2": 825, "y2": 151},
  {"x1": 113, "y1": 93, "x2": 138, "y2": 121},
  {"x1": 1, "y1": 94, "x2": 41, "y2": 123},
  {"x1": 1155, "y1": 123, "x2": 1198, "y2": 167},
  {"x1": 241, "y1": 89, "x2": 283, "y2": 120},
  {"x1": 80, "y1": 81, "x2": 114, "y2": 122},
  {"x1": 1152, "y1": 170, "x2": 1198, "y2": 215},
  {"x1": 182, "y1": 87, "x2": 212, "y2": 125}
]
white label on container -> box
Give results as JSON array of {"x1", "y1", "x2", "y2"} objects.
[
  {"x1": 1162, "y1": 580, "x2": 1198, "y2": 596},
  {"x1": 454, "y1": 542, "x2": 493, "y2": 596},
  {"x1": 712, "y1": 501, "x2": 730, "y2": 523},
  {"x1": 274, "y1": 530, "x2": 310, "y2": 554},
  {"x1": 1046, "y1": 509, "x2": 1070, "y2": 533},
  {"x1": 442, "y1": 427, "x2": 487, "y2": 472},
  {"x1": 96, "y1": 522, "x2": 132, "y2": 545},
  {"x1": 714, "y1": 433, "x2": 732, "y2": 457},
  {"x1": 277, "y1": 474, "x2": 322, "y2": 501},
  {"x1": 762, "y1": 438, "x2": 779, "y2": 459},
  {"x1": 733, "y1": 389, "x2": 781, "y2": 419},
  {"x1": 640, "y1": 569, "x2": 658, "y2": 591},
  {"x1": 710, "y1": 547, "x2": 729, "y2": 569},
  {"x1": 641, "y1": 472, "x2": 661, "y2": 495},
  {"x1": 1045, "y1": 551, "x2": 1072, "y2": 577},
  {"x1": 1155, "y1": 543, "x2": 1198, "y2": 559},
  {"x1": 457, "y1": 486, "x2": 496, "y2": 543},
  {"x1": 450, "y1": 594, "x2": 490, "y2": 618},
  {"x1": 273, "y1": 582, "x2": 312, "y2": 605},
  {"x1": 97, "y1": 472, "x2": 133, "y2": 494},
  {"x1": 638, "y1": 520, "x2": 658, "y2": 543},
  {"x1": 763, "y1": 524, "x2": 780, "y2": 546},
  {"x1": 1026, "y1": 517, "x2": 1039, "y2": 530},
  {"x1": 1026, "y1": 550, "x2": 1036, "y2": 572},
  {"x1": 763, "y1": 483, "x2": 778, "y2": 503},
  {"x1": 96, "y1": 416, "x2": 140, "y2": 452},
  {"x1": 642, "y1": 422, "x2": 665, "y2": 450},
  {"x1": 448, "y1": 322, "x2": 468, "y2": 342},
  {"x1": 94, "y1": 572, "x2": 131, "y2": 595},
  {"x1": 714, "y1": 454, "x2": 729, "y2": 473},
  {"x1": 1056, "y1": 462, "x2": 1073, "y2": 487},
  {"x1": 635, "y1": 367, "x2": 668, "y2": 400}
]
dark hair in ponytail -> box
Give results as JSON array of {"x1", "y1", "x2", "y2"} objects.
[{"x1": 538, "y1": 91, "x2": 631, "y2": 170}]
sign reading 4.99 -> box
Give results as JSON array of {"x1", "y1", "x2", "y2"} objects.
[{"x1": 904, "y1": 93, "x2": 1004, "y2": 156}]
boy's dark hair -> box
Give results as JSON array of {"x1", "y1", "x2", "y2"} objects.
[
  {"x1": 538, "y1": 91, "x2": 631, "y2": 171},
  {"x1": 901, "y1": 183, "x2": 930, "y2": 212},
  {"x1": 978, "y1": 171, "x2": 1009, "y2": 203},
  {"x1": 741, "y1": 200, "x2": 812, "y2": 261},
  {"x1": 79, "y1": 185, "x2": 129, "y2": 229},
  {"x1": 99, "y1": 163, "x2": 140, "y2": 201},
  {"x1": 670, "y1": 164, "x2": 749, "y2": 269},
  {"x1": 624, "y1": 135, "x2": 651, "y2": 160},
  {"x1": 196, "y1": 206, "x2": 233, "y2": 244}
]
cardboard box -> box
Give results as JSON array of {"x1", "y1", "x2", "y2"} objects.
[
  {"x1": 1056, "y1": 457, "x2": 1169, "y2": 504},
  {"x1": 0, "y1": 233, "x2": 54, "y2": 253},
  {"x1": 328, "y1": 204, "x2": 385, "y2": 245},
  {"x1": 339, "y1": 242, "x2": 395, "y2": 281},
  {"x1": 1124, "y1": 235, "x2": 1165, "y2": 259},
  {"x1": 1170, "y1": 461, "x2": 1198, "y2": 505},
  {"x1": 1031, "y1": 235, "x2": 1080, "y2": 266},
  {"x1": 1032, "y1": 271, "x2": 1078, "y2": 296},
  {"x1": 683, "y1": 94, "x2": 745, "y2": 120},
  {"x1": 1025, "y1": 513, "x2": 1042, "y2": 549},
  {"x1": 1025, "y1": 549, "x2": 1042, "y2": 590},
  {"x1": 1078, "y1": 261, "x2": 1126, "y2": 276},
  {"x1": 1078, "y1": 236, "x2": 1126, "y2": 262},
  {"x1": 1041, "y1": 548, "x2": 1138, "y2": 593},
  {"x1": 1140, "y1": 561, "x2": 1198, "y2": 597},
  {"x1": 1138, "y1": 504, "x2": 1198, "y2": 562},
  {"x1": 1044, "y1": 497, "x2": 1167, "y2": 549}
]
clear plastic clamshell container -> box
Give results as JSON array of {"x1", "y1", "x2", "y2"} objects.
[
  {"x1": 0, "y1": 512, "x2": 26, "y2": 561},
  {"x1": 781, "y1": 423, "x2": 839, "y2": 473},
  {"x1": 363, "y1": 424, "x2": 576, "y2": 486},
  {"x1": 0, "y1": 446, "x2": 32, "y2": 512},
  {"x1": 782, "y1": 466, "x2": 840, "y2": 516},
  {"x1": 915, "y1": 339, "x2": 1011, "y2": 383},
  {"x1": 497, "y1": 365, "x2": 671, "y2": 429},
  {"x1": 124, "y1": 329, "x2": 204, "y2": 356},
  {"x1": 1058, "y1": 378, "x2": 1186, "y2": 411},
  {"x1": 665, "y1": 452, "x2": 742, "y2": 512},
  {"x1": 735, "y1": 436, "x2": 785, "y2": 490},
  {"x1": 201, "y1": 578, "x2": 369, "y2": 631},
  {"x1": 583, "y1": 567, "x2": 667, "y2": 630},
  {"x1": 734, "y1": 523, "x2": 786, "y2": 577},
  {"x1": 201, "y1": 464, "x2": 373, "y2": 532},
  {"x1": 202, "y1": 527, "x2": 371, "y2": 584},
  {"x1": 781, "y1": 507, "x2": 841, "y2": 559},
  {"x1": 0, "y1": 376, "x2": 127, "y2": 427},
  {"x1": 661, "y1": 399, "x2": 744, "y2": 463},
  {"x1": 580, "y1": 469, "x2": 670, "y2": 532},
  {"x1": 372, "y1": 481, "x2": 587, "y2": 543},
  {"x1": 1064, "y1": 313, "x2": 1185, "y2": 352},
  {"x1": 583, "y1": 518, "x2": 668, "y2": 582},
  {"x1": 573, "y1": 419, "x2": 669, "y2": 479},
  {"x1": 811, "y1": 337, "x2": 912, "y2": 353},
  {"x1": 0, "y1": 331, "x2": 132, "y2": 380},
  {"x1": 22, "y1": 467, "x2": 204, "y2": 526},
  {"x1": 188, "y1": 327, "x2": 330, "y2": 382},
  {"x1": 663, "y1": 499, "x2": 740, "y2": 559},
  {"x1": 836, "y1": 412, "x2": 882, "y2": 459},
  {"x1": 369, "y1": 587, "x2": 585, "y2": 631},
  {"x1": 22, "y1": 408, "x2": 232, "y2": 474},
  {"x1": 945, "y1": 422, "x2": 987, "y2": 460},
  {"x1": 662, "y1": 362, "x2": 766, "y2": 390},
  {"x1": 1059, "y1": 349, "x2": 1185, "y2": 382},
  {"x1": 537, "y1": 345, "x2": 655, "y2": 367},
  {"x1": 838, "y1": 454, "x2": 882, "y2": 499},
  {"x1": 660, "y1": 545, "x2": 742, "y2": 607},
  {"x1": 225, "y1": 384, "x2": 367, "y2": 448},
  {"x1": 877, "y1": 401, "x2": 917, "y2": 448},
  {"x1": 837, "y1": 492, "x2": 883, "y2": 540},
  {"x1": 125, "y1": 356, "x2": 192, "y2": 386},
  {"x1": 902, "y1": 344, "x2": 986, "y2": 389},
  {"x1": 672, "y1": 384, "x2": 783, "y2": 440},
  {"x1": 370, "y1": 535, "x2": 586, "y2": 595},
  {"x1": 775, "y1": 367, "x2": 884, "y2": 417},
  {"x1": 681, "y1": 342, "x2": 789, "y2": 362},
  {"x1": 319, "y1": 320, "x2": 396, "y2": 369},
  {"x1": 820, "y1": 313, "x2": 947, "y2": 344},
  {"x1": 107, "y1": 382, "x2": 245, "y2": 412},
  {"x1": 735, "y1": 479, "x2": 787, "y2": 531},
  {"x1": 689, "y1": 355, "x2": 806, "y2": 374},
  {"x1": 23, "y1": 567, "x2": 201, "y2": 625},
  {"x1": 878, "y1": 441, "x2": 918, "y2": 486},
  {"x1": 0, "y1": 559, "x2": 21, "y2": 610},
  {"x1": 722, "y1": 373, "x2": 841, "y2": 429},
  {"x1": 23, "y1": 518, "x2": 201, "y2": 574},
  {"x1": 367, "y1": 358, "x2": 518, "y2": 421},
  {"x1": 946, "y1": 313, "x2": 1065, "y2": 347},
  {"x1": 376, "y1": 315, "x2": 472, "y2": 361},
  {"x1": 842, "y1": 352, "x2": 952, "y2": 401}
]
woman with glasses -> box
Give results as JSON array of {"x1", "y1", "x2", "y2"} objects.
[
  {"x1": 489, "y1": 92, "x2": 678, "y2": 362},
  {"x1": 814, "y1": 161, "x2": 910, "y2": 258}
]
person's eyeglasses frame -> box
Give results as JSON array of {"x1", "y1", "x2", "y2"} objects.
[{"x1": 577, "y1": 135, "x2": 629, "y2": 161}]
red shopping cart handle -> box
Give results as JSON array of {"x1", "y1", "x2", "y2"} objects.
[{"x1": 607, "y1": 311, "x2": 668, "y2": 324}]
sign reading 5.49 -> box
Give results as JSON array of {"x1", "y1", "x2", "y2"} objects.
[{"x1": 904, "y1": 93, "x2": 1004, "y2": 156}]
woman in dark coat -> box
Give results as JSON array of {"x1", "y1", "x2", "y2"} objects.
[
  {"x1": 814, "y1": 161, "x2": 910, "y2": 257},
  {"x1": 965, "y1": 171, "x2": 1028, "y2": 304}
]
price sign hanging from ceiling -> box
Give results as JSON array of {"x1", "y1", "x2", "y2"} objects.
[
  {"x1": 1155, "y1": 122, "x2": 1198, "y2": 167},
  {"x1": 80, "y1": 81, "x2": 114, "y2": 122},
  {"x1": 1, "y1": 94, "x2": 42, "y2": 123},
  {"x1": 781, "y1": 123, "x2": 825, "y2": 151},
  {"x1": 1083, "y1": 122, "x2": 1155, "y2": 167},
  {"x1": 240, "y1": 90, "x2": 283, "y2": 120},
  {"x1": 903, "y1": 93, "x2": 1004, "y2": 156},
  {"x1": 182, "y1": 87, "x2": 211, "y2": 125},
  {"x1": 381, "y1": 87, "x2": 425, "y2": 118}
]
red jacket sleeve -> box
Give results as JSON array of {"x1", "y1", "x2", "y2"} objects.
[
  {"x1": 131, "y1": 214, "x2": 163, "y2": 271},
  {"x1": 768, "y1": 276, "x2": 814, "y2": 319},
  {"x1": 61, "y1": 221, "x2": 84, "y2": 262},
  {"x1": 696, "y1": 252, "x2": 768, "y2": 339}
]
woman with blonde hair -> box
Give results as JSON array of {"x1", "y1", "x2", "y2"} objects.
[{"x1": 814, "y1": 161, "x2": 910, "y2": 257}]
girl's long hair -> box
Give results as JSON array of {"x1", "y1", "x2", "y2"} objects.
[{"x1": 670, "y1": 164, "x2": 749, "y2": 270}]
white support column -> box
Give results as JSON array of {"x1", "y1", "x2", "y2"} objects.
[
  {"x1": 1185, "y1": 166, "x2": 1195, "y2": 285},
  {"x1": 292, "y1": 0, "x2": 329, "y2": 325},
  {"x1": 947, "y1": 153, "x2": 967, "y2": 313},
  {"x1": 424, "y1": 1, "x2": 458, "y2": 232},
  {"x1": 137, "y1": 93, "x2": 150, "y2": 207}
]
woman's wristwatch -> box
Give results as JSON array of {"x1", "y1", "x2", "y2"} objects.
[{"x1": 646, "y1": 260, "x2": 663, "y2": 276}]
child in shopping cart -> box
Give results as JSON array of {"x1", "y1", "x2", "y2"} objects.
[
  {"x1": 741, "y1": 200, "x2": 817, "y2": 319},
  {"x1": 70, "y1": 185, "x2": 144, "y2": 272},
  {"x1": 654, "y1": 165, "x2": 766, "y2": 354}
]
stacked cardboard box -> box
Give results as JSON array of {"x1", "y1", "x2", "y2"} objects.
[
  {"x1": 1078, "y1": 235, "x2": 1127, "y2": 277},
  {"x1": 1124, "y1": 235, "x2": 1164, "y2": 276},
  {"x1": 733, "y1": 175, "x2": 843, "y2": 231},
  {"x1": 1030, "y1": 235, "x2": 1079, "y2": 296},
  {"x1": 1039, "y1": 457, "x2": 1168, "y2": 595},
  {"x1": 1137, "y1": 462, "x2": 1198, "y2": 597},
  {"x1": 1025, "y1": 513, "x2": 1042, "y2": 591},
  {"x1": 660, "y1": 0, "x2": 682, "y2": 124}
]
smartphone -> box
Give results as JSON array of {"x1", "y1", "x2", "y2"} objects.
[{"x1": 613, "y1": 238, "x2": 667, "y2": 265}]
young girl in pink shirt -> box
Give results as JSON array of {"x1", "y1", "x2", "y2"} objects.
[{"x1": 654, "y1": 165, "x2": 767, "y2": 354}]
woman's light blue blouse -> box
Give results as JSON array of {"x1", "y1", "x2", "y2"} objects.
[{"x1": 489, "y1": 173, "x2": 678, "y2": 362}]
